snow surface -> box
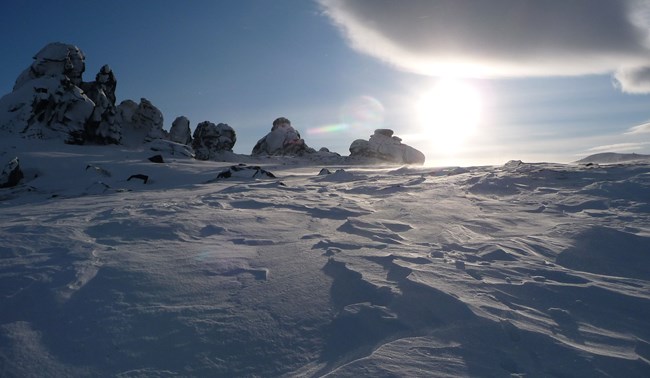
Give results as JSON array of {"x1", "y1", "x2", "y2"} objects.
[
  {"x1": 576, "y1": 153, "x2": 650, "y2": 165},
  {"x1": 1, "y1": 139, "x2": 650, "y2": 377}
]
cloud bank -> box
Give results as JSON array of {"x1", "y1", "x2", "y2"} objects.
[
  {"x1": 626, "y1": 122, "x2": 650, "y2": 134},
  {"x1": 319, "y1": 0, "x2": 650, "y2": 92}
]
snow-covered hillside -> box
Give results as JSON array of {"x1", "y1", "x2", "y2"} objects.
[
  {"x1": 1, "y1": 140, "x2": 649, "y2": 377},
  {"x1": 576, "y1": 152, "x2": 650, "y2": 165}
]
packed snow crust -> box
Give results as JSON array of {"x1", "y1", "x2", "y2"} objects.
[{"x1": 1, "y1": 139, "x2": 650, "y2": 377}]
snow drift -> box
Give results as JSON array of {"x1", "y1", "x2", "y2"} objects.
[{"x1": 1, "y1": 138, "x2": 649, "y2": 376}]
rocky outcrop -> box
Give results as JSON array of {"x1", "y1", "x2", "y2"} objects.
[
  {"x1": 169, "y1": 116, "x2": 192, "y2": 145},
  {"x1": 349, "y1": 129, "x2": 425, "y2": 165},
  {"x1": 0, "y1": 43, "x2": 95, "y2": 143},
  {"x1": 80, "y1": 65, "x2": 120, "y2": 144},
  {"x1": 116, "y1": 98, "x2": 166, "y2": 147},
  {"x1": 192, "y1": 121, "x2": 236, "y2": 160},
  {"x1": 252, "y1": 117, "x2": 315, "y2": 156},
  {"x1": 0, "y1": 42, "x2": 165, "y2": 147},
  {"x1": 0, "y1": 157, "x2": 23, "y2": 188},
  {"x1": 0, "y1": 76, "x2": 94, "y2": 144}
]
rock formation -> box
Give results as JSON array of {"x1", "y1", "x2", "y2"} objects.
[
  {"x1": 349, "y1": 129, "x2": 425, "y2": 165},
  {"x1": 116, "y1": 98, "x2": 166, "y2": 147},
  {"x1": 13, "y1": 43, "x2": 86, "y2": 91},
  {"x1": 80, "y1": 65, "x2": 120, "y2": 144},
  {"x1": 252, "y1": 117, "x2": 315, "y2": 156},
  {"x1": 191, "y1": 121, "x2": 237, "y2": 160},
  {"x1": 0, "y1": 157, "x2": 23, "y2": 188},
  {"x1": 0, "y1": 42, "x2": 165, "y2": 147},
  {"x1": 169, "y1": 116, "x2": 192, "y2": 145}
]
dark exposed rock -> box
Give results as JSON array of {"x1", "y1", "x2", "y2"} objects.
[
  {"x1": 127, "y1": 174, "x2": 149, "y2": 184},
  {"x1": 80, "y1": 65, "x2": 120, "y2": 144},
  {"x1": 148, "y1": 154, "x2": 164, "y2": 163},
  {"x1": 192, "y1": 121, "x2": 237, "y2": 160},
  {"x1": 0, "y1": 157, "x2": 24, "y2": 188}
]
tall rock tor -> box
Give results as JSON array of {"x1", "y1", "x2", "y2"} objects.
[
  {"x1": 81, "y1": 65, "x2": 120, "y2": 144},
  {"x1": 192, "y1": 121, "x2": 237, "y2": 160},
  {"x1": 0, "y1": 43, "x2": 95, "y2": 143},
  {"x1": 169, "y1": 116, "x2": 193, "y2": 145}
]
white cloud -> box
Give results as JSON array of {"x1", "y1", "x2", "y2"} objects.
[
  {"x1": 615, "y1": 66, "x2": 650, "y2": 93},
  {"x1": 586, "y1": 142, "x2": 649, "y2": 153},
  {"x1": 319, "y1": 0, "x2": 650, "y2": 92},
  {"x1": 626, "y1": 122, "x2": 650, "y2": 134}
]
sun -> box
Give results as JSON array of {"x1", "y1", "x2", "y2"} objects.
[{"x1": 416, "y1": 78, "x2": 482, "y2": 153}]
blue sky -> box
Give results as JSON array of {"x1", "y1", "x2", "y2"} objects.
[{"x1": 2, "y1": 0, "x2": 650, "y2": 165}]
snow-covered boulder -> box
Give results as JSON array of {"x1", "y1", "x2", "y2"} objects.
[
  {"x1": 192, "y1": 121, "x2": 237, "y2": 160},
  {"x1": 0, "y1": 43, "x2": 94, "y2": 144},
  {"x1": 169, "y1": 116, "x2": 192, "y2": 145},
  {"x1": 0, "y1": 74, "x2": 95, "y2": 144},
  {"x1": 349, "y1": 129, "x2": 425, "y2": 165},
  {"x1": 0, "y1": 157, "x2": 23, "y2": 188},
  {"x1": 13, "y1": 42, "x2": 86, "y2": 91},
  {"x1": 116, "y1": 98, "x2": 166, "y2": 147},
  {"x1": 252, "y1": 117, "x2": 315, "y2": 156}
]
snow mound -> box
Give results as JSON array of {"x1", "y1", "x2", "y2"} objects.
[{"x1": 576, "y1": 152, "x2": 650, "y2": 164}]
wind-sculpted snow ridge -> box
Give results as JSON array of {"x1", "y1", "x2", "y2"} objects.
[{"x1": 1, "y1": 144, "x2": 649, "y2": 376}]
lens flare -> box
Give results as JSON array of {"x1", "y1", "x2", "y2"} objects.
[
  {"x1": 307, "y1": 96, "x2": 385, "y2": 136},
  {"x1": 307, "y1": 123, "x2": 349, "y2": 135},
  {"x1": 340, "y1": 95, "x2": 385, "y2": 131}
]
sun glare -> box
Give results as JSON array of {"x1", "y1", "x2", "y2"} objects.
[{"x1": 416, "y1": 78, "x2": 482, "y2": 153}]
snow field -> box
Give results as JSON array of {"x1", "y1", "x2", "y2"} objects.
[{"x1": 1, "y1": 140, "x2": 650, "y2": 376}]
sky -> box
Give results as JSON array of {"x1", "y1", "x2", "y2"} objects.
[{"x1": 2, "y1": 0, "x2": 650, "y2": 166}]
